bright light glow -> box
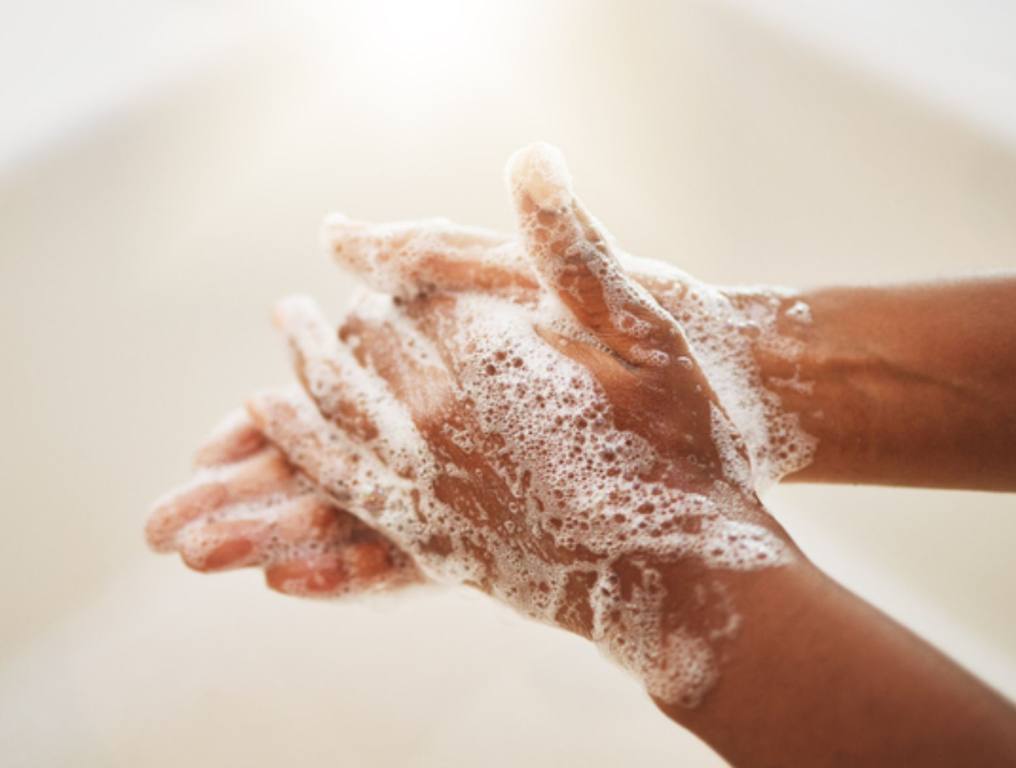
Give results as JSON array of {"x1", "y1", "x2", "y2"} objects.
[{"x1": 321, "y1": 0, "x2": 526, "y2": 116}]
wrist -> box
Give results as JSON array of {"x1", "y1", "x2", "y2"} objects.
[
  {"x1": 656, "y1": 551, "x2": 1016, "y2": 767},
  {"x1": 598, "y1": 501, "x2": 806, "y2": 710}
]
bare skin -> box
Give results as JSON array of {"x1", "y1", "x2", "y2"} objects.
[
  {"x1": 770, "y1": 277, "x2": 1016, "y2": 491},
  {"x1": 148, "y1": 145, "x2": 1016, "y2": 764}
]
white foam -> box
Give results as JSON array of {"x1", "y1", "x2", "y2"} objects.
[
  {"x1": 506, "y1": 142, "x2": 574, "y2": 211},
  {"x1": 785, "y1": 299, "x2": 813, "y2": 324}
]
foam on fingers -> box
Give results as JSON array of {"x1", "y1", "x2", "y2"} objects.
[
  {"x1": 146, "y1": 447, "x2": 299, "y2": 552},
  {"x1": 507, "y1": 143, "x2": 694, "y2": 372},
  {"x1": 506, "y1": 142, "x2": 575, "y2": 211},
  {"x1": 245, "y1": 387, "x2": 415, "y2": 521},
  {"x1": 275, "y1": 294, "x2": 440, "y2": 468},
  {"x1": 274, "y1": 294, "x2": 386, "y2": 445},
  {"x1": 176, "y1": 488, "x2": 413, "y2": 579},
  {"x1": 179, "y1": 517, "x2": 266, "y2": 572},
  {"x1": 245, "y1": 388, "x2": 352, "y2": 496},
  {"x1": 263, "y1": 537, "x2": 419, "y2": 598},
  {"x1": 176, "y1": 493, "x2": 332, "y2": 572},
  {"x1": 324, "y1": 214, "x2": 532, "y2": 297}
]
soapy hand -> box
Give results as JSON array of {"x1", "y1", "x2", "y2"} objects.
[{"x1": 244, "y1": 144, "x2": 809, "y2": 705}]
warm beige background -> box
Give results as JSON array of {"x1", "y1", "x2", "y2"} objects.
[{"x1": 1, "y1": 2, "x2": 1014, "y2": 766}]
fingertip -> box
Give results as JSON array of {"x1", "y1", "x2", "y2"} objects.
[
  {"x1": 321, "y1": 213, "x2": 374, "y2": 275},
  {"x1": 321, "y1": 211, "x2": 352, "y2": 230},
  {"x1": 181, "y1": 535, "x2": 257, "y2": 573},
  {"x1": 506, "y1": 142, "x2": 574, "y2": 212},
  {"x1": 273, "y1": 293, "x2": 323, "y2": 332},
  {"x1": 193, "y1": 409, "x2": 266, "y2": 468},
  {"x1": 144, "y1": 511, "x2": 175, "y2": 553},
  {"x1": 320, "y1": 212, "x2": 362, "y2": 242},
  {"x1": 145, "y1": 482, "x2": 229, "y2": 552}
]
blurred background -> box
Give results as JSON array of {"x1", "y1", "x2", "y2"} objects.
[{"x1": 1, "y1": 1, "x2": 1015, "y2": 765}]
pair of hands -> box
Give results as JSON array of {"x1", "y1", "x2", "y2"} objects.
[{"x1": 147, "y1": 144, "x2": 814, "y2": 706}]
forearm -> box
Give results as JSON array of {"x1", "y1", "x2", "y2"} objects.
[
  {"x1": 655, "y1": 558, "x2": 1016, "y2": 767},
  {"x1": 761, "y1": 277, "x2": 1016, "y2": 490}
]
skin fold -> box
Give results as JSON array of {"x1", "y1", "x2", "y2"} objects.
[{"x1": 147, "y1": 144, "x2": 1016, "y2": 766}]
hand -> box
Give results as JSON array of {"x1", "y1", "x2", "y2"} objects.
[
  {"x1": 247, "y1": 144, "x2": 806, "y2": 706},
  {"x1": 146, "y1": 410, "x2": 420, "y2": 598}
]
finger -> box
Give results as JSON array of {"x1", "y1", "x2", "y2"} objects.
[
  {"x1": 177, "y1": 489, "x2": 418, "y2": 588},
  {"x1": 193, "y1": 410, "x2": 267, "y2": 468},
  {"x1": 322, "y1": 212, "x2": 696, "y2": 312},
  {"x1": 146, "y1": 447, "x2": 300, "y2": 552},
  {"x1": 178, "y1": 517, "x2": 266, "y2": 571},
  {"x1": 177, "y1": 493, "x2": 331, "y2": 572},
  {"x1": 323, "y1": 214, "x2": 538, "y2": 297},
  {"x1": 246, "y1": 387, "x2": 390, "y2": 509},
  {"x1": 507, "y1": 143, "x2": 694, "y2": 371},
  {"x1": 323, "y1": 207, "x2": 708, "y2": 337},
  {"x1": 337, "y1": 296, "x2": 454, "y2": 420},
  {"x1": 247, "y1": 385, "x2": 429, "y2": 559},
  {"x1": 274, "y1": 295, "x2": 446, "y2": 457},
  {"x1": 273, "y1": 294, "x2": 380, "y2": 444}
]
